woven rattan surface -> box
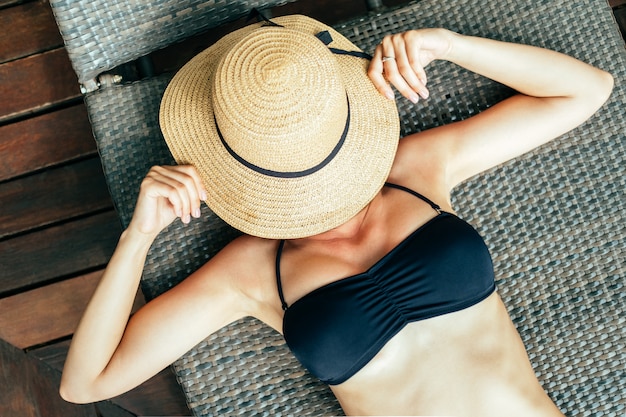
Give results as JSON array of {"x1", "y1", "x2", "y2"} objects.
[
  {"x1": 49, "y1": 0, "x2": 299, "y2": 84},
  {"x1": 84, "y1": 0, "x2": 625, "y2": 415},
  {"x1": 335, "y1": 2, "x2": 625, "y2": 414}
]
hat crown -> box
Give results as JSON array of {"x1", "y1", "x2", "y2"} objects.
[
  {"x1": 213, "y1": 27, "x2": 348, "y2": 173},
  {"x1": 160, "y1": 15, "x2": 400, "y2": 239}
]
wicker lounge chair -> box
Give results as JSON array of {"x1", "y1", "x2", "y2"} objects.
[{"x1": 50, "y1": 0, "x2": 625, "y2": 415}]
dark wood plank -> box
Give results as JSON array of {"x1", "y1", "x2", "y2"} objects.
[
  {"x1": 381, "y1": 0, "x2": 413, "y2": 7},
  {"x1": 0, "y1": 104, "x2": 97, "y2": 182},
  {"x1": 0, "y1": 270, "x2": 146, "y2": 349},
  {"x1": 0, "y1": 271, "x2": 99, "y2": 348},
  {"x1": 31, "y1": 340, "x2": 191, "y2": 416},
  {"x1": 0, "y1": 0, "x2": 28, "y2": 8},
  {"x1": 0, "y1": 0, "x2": 64, "y2": 64},
  {"x1": 94, "y1": 402, "x2": 136, "y2": 417},
  {"x1": 0, "y1": 48, "x2": 80, "y2": 123},
  {"x1": 0, "y1": 338, "x2": 97, "y2": 417},
  {"x1": 0, "y1": 158, "x2": 113, "y2": 238},
  {"x1": 113, "y1": 367, "x2": 192, "y2": 416},
  {"x1": 27, "y1": 339, "x2": 72, "y2": 370},
  {"x1": 0, "y1": 210, "x2": 122, "y2": 295}
]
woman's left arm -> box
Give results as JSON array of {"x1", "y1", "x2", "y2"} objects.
[{"x1": 369, "y1": 29, "x2": 614, "y2": 188}]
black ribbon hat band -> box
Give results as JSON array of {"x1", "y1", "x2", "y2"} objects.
[{"x1": 216, "y1": 99, "x2": 350, "y2": 179}]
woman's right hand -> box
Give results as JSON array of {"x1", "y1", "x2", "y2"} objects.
[{"x1": 128, "y1": 165, "x2": 207, "y2": 237}]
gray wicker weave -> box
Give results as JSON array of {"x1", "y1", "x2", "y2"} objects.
[
  {"x1": 49, "y1": 0, "x2": 300, "y2": 85},
  {"x1": 58, "y1": 0, "x2": 625, "y2": 415}
]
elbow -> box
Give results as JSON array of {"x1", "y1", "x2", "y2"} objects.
[
  {"x1": 601, "y1": 69, "x2": 614, "y2": 102},
  {"x1": 59, "y1": 384, "x2": 89, "y2": 405},
  {"x1": 592, "y1": 69, "x2": 614, "y2": 109},
  {"x1": 574, "y1": 68, "x2": 614, "y2": 118},
  {"x1": 59, "y1": 383, "x2": 78, "y2": 404},
  {"x1": 59, "y1": 376, "x2": 100, "y2": 405}
]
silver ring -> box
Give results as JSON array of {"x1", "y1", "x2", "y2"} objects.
[{"x1": 381, "y1": 56, "x2": 396, "y2": 62}]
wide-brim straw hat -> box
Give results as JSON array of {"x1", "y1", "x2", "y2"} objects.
[{"x1": 160, "y1": 14, "x2": 399, "y2": 239}]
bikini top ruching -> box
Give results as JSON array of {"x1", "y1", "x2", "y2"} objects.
[{"x1": 276, "y1": 183, "x2": 496, "y2": 385}]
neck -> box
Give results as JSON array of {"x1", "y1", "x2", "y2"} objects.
[{"x1": 293, "y1": 193, "x2": 382, "y2": 245}]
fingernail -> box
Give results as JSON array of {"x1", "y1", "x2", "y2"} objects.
[
  {"x1": 194, "y1": 208, "x2": 201, "y2": 218},
  {"x1": 385, "y1": 91, "x2": 395, "y2": 100},
  {"x1": 419, "y1": 89, "x2": 429, "y2": 99},
  {"x1": 184, "y1": 214, "x2": 191, "y2": 224},
  {"x1": 409, "y1": 93, "x2": 419, "y2": 104}
]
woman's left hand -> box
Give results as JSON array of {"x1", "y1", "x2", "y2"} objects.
[{"x1": 368, "y1": 28, "x2": 454, "y2": 103}]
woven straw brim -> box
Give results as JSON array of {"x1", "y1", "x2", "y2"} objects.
[{"x1": 160, "y1": 15, "x2": 399, "y2": 239}]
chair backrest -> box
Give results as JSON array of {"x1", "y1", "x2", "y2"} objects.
[{"x1": 49, "y1": 0, "x2": 301, "y2": 87}]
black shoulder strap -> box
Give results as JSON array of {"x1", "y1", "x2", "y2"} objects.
[
  {"x1": 384, "y1": 182, "x2": 442, "y2": 213},
  {"x1": 275, "y1": 240, "x2": 289, "y2": 311}
]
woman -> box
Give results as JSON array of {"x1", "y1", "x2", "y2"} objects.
[{"x1": 59, "y1": 15, "x2": 613, "y2": 416}]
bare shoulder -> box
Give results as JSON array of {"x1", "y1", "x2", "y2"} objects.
[
  {"x1": 190, "y1": 234, "x2": 283, "y2": 327},
  {"x1": 387, "y1": 125, "x2": 457, "y2": 208},
  {"x1": 198, "y1": 234, "x2": 278, "y2": 296}
]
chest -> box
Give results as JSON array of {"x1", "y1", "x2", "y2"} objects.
[{"x1": 278, "y1": 195, "x2": 439, "y2": 307}]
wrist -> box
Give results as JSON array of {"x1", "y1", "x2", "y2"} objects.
[
  {"x1": 437, "y1": 28, "x2": 462, "y2": 62},
  {"x1": 120, "y1": 225, "x2": 158, "y2": 252}
]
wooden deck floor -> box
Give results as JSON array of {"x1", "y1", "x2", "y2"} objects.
[{"x1": 0, "y1": 1, "x2": 624, "y2": 416}]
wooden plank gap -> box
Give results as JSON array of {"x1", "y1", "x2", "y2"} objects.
[
  {"x1": 0, "y1": 0, "x2": 64, "y2": 64},
  {"x1": 0, "y1": 97, "x2": 85, "y2": 128},
  {"x1": 0, "y1": 0, "x2": 33, "y2": 11},
  {"x1": 0, "y1": 205, "x2": 117, "y2": 246},
  {"x1": 24, "y1": 334, "x2": 73, "y2": 354},
  {"x1": 0, "y1": 48, "x2": 81, "y2": 123},
  {"x1": 0, "y1": 270, "x2": 146, "y2": 350},
  {"x1": 0, "y1": 271, "x2": 103, "y2": 349},
  {"x1": 0, "y1": 210, "x2": 122, "y2": 295},
  {"x1": 0, "y1": 104, "x2": 96, "y2": 182},
  {"x1": 0, "y1": 96, "x2": 84, "y2": 129},
  {"x1": 0, "y1": 157, "x2": 114, "y2": 239}
]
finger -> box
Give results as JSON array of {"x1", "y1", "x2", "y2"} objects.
[
  {"x1": 379, "y1": 39, "x2": 420, "y2": 104},
  {"x1": 385, "y1": 33, "x2": 429, "y2": 103},
  {"x1": 154, "y1": 174, "x2": 191, "y2": 223},
  {"x1": 368, "y1": 42, "x2": 395, "y2": 100},
  {"x1": 166, "y1": 165, "x2": 205, "y2": 219},
  {"x1": 403, "y1": 39, "x2": 429, "y2": 98},
  {"x1": 150, "y1": 167, "x2": 198, "y2": 223},
  {"x1": 141, "y1": 173, "x2": 183, "y2": 219},
  {"x1": 177, "y1": 165, "x2": 208, "y2": 203},
  {"x1": 394, "y1": 37, "x2": 429, "y2": 100},
  {"x1": 167, "y1": 168, "x2": 202, "y2": 222}
]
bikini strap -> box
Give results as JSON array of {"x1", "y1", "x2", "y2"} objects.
[
  {"x1": 275, "y1": 240, "x2": 289, "y2": 311},
  {"x1": 384, "y1": 182, "x2": 442, "y2": 214}
]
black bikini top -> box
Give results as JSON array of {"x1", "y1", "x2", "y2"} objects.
[{"x1": 275, "y1": 183, "x2": 496, "y2": 385}]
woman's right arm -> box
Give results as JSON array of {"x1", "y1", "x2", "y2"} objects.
[{"x1": 59, "y1": 165, "x2": 252, "y2": 403}]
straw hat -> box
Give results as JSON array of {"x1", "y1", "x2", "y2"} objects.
[{"x1": 160, "y1": 15, "x2": 399, "y2": 239}]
